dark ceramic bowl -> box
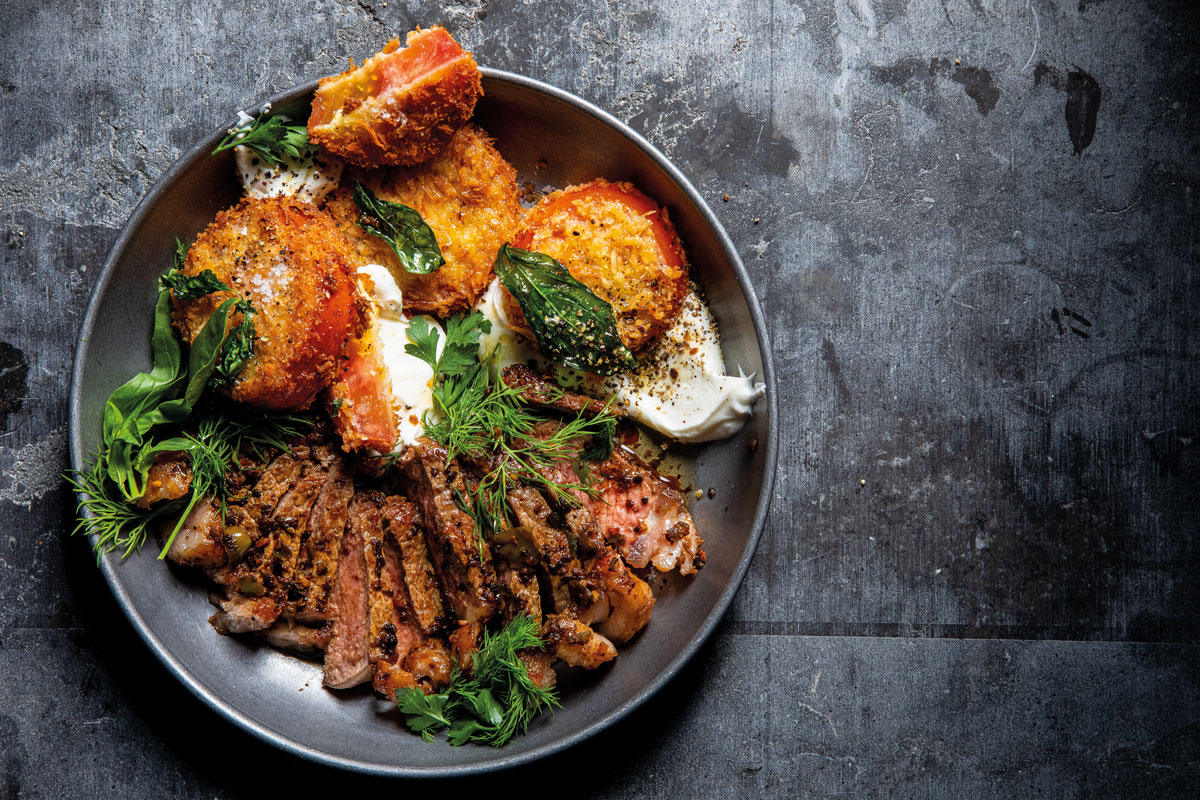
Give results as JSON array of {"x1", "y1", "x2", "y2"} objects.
[{"x1": 68, "y1": 69, "x2": 777, "y2": 776}]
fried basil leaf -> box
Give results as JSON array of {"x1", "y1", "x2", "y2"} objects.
[
  {"x1": 353, "y1": 181, "x2": 445, "y2": 274},
  {"x1": 492, "y1": 244, "x2": 636, "y2": 375}
]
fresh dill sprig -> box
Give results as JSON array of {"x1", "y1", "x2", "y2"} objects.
[
  {"x1": 212, "y1": 110, "x2": 309, "y2": 166},
  {"x1": 396, "y1": 614, "x2": 559, "y2": 747},
  {"x1": 404, "y1": 312, "x2": 616, "y2": 544},
  {"x1": 66, "y1": 451, "x2": 183, "y2": 560}
]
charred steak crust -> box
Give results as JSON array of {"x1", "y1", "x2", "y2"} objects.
[
  {"x1": 291, "y1": 458, "x2": 354, "y2": 623},
  {"x1": 382, "y1": 496, "x2": 447, "y2": 635},
  {"x1": 401, "y1": 439, "x2": 499, "y2": 624}
]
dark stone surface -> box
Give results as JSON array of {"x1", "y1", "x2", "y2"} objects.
[{"x1": 2, "y1": 0, "x2": 1197, "y2": 796}]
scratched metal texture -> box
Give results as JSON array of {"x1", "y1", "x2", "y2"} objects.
[{"x1": 1, "y1": 0, "x2": 1197, "y2": 797}]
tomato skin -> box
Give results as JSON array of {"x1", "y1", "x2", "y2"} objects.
[
  {"x1": 511, "y1": 180, "x2": 686, "y2": 270},
  {"x1": 330, "y1": 329, "x2": 398, "y2": 453}
]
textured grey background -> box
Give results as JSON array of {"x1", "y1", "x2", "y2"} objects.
[{"x1": 2, "y1": 0, "x2": 1198, "y2": 797}]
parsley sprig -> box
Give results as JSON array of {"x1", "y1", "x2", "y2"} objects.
[
  {"x1": 212, "y1": 110, "x2": 309, "y2": 167},
  {"x1": 404, "y1": 312, "x2": 615, "y2": 543},
  {"x1": 396, "y1": 615, "x2": 559, "y2": 747}
]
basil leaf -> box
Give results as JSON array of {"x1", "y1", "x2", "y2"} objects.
[
  {"x1": 493, "y1": 244, "x2": 636, "y2": 375},
  {"x1": 160, "y1": 268, "x2": 231, "y2": 300},
  {"x1": 352, "y1": 181, "x2": 444, "y2": 274},
  {"x1": 157, "y1": 297, "x2": 243, "y2": 418},
  {"x1": 211, "y1": 311, "x2": 256, "y2": 389}
]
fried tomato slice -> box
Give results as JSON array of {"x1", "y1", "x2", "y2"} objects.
[
  {"x1": 308, "y1": 26, "x2": 482, "y2": 168},
  {"x1": 323, "y1": 123, "x2": 523, "y2": 316},
  {"x1": 504, "y1": 178, "x2": 688, "y2": 354},
  {"x1": 171, "y1": 196, "x2": 369, "y2": 411}
]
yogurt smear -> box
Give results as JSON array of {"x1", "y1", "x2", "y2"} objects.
[
  {"x1": 232, "y1": 111, "x2": 344, "y2": 204},
  {"x1": 473, "y1": 279, "x2": 764, "y2": 443}
]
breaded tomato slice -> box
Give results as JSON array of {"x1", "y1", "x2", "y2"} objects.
[
  {"x1": 504, "y1": 178, "x2": 688, "y2": 354},
  {"x1": 324, "y1": 123, "x2": 523, "y2": 316},
  {"x1": 171, "y1": 197, "x2": 369, "y2": 411},
  {"x1": 308, "y1": 27, "x2": 482, "y2": 168}
]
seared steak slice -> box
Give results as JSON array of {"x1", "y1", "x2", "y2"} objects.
[
  {"x1": 266, "y1": 448, "x2": 334, "y2": 602},
  {"x1": 542, "y1": 442, "x2": 706, "y2": 576},
  {"x1": 357, "y1": 491, "x2": 421, "y2": 696},
  {"x1": 502, "y1": 364, "x2": 610, "y2": 417},
  {"x1": 259, "y1": 619, "x2": 330, "y2": 657},
  {"x1": 505, "y1": 485, "x2": 595, "y2": 613},
  {"x1": 290, "y1": 458, "x2": 354, "y2": 624},
  {"x1": 323, "y1": 492, "x2": 372, "y2": 689},
  {"x1": 589, "y1": 547, "x2": 654, "y2": 643},
  {"x1": 164, "y1": 495, "x2": 228, "y2": 568},
  {"x1": 387, "y1": 504, "x2": 446, "y2": 635},
  {"x1": 208, "y1": 452, "x2": 306, "y2": 633},
  {"x1": 400, "y1": 439, "x2": 499, "y2": 624},
  {"x1": 496, "y1": 561, "x2": 542, "y2": 626},
  {"x1": 542, "y1": 614, "x2": 617, "y2": 669}
]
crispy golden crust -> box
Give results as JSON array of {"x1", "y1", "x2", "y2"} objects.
[
  {"x1": 504, "y1": 179, "x2": 689, "y2": 354},
  {"x1": 324, "y1": 123, "x2": 524, "y2": 316},
  {"x1": 172, "y1": 197, "x2": 369, "y2": 411},
  {"x1": 308, "y1": 28, "x2": 482, "y2": 168}
]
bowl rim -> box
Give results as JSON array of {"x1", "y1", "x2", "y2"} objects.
[{"x1": 68, "y1": 66, "x2": 779, "y2": 777}]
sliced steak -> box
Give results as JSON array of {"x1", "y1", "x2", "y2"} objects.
[
  {"x1": 541, "y1": 442, "x2": 706, "y2": 576},
  {"x1": 542, "y1": 614, "x2": 617, "y2": 669},
  {"x1": 382, "y1": 496, "x2": 446, "y2": 635},
  {"x1": 208, "y1": 451, "x2": 307, "y2": 633},
  {"x1": 323, "y1": 491, "x2": 372, "y2": 689},
  {"x1": 501, "y1": 364, "x2": 610, "y2": 417},
  {"x1": 164, "y1": 495, "x2": 228, "y2": 568},
  {"x1": 266, "y1": 447, "x2": 335, "y2": 604},
  {"x1": 400, "y1": 439, "x2": 499, "y2": 624},
  {"x1": 496, "y1": 560, "x2": 542, "y2": 626},
  {"x1": 290, "y1": 458, "x2": 354, "y2": 624},
  {"x1": 358, "y1": 491, "x2": 421, "y2": 697},
  {"x1": 505, "y1": 485, "x2": 595, "y2": 613}
]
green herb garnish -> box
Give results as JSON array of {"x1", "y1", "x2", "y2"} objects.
[
  {"x1": 67, "y1": 242, "x2": 290, "y2": 559},
  {"x1": 352, "y1": 181, "x2": 445, "y2": 274},
  {"x1": 396, "y1": 615, "x2": 559, "y2": 747},
  {"x1": 159, "y1": 241, "x2": 257, "y2": 389},
  {"x1": 493, "y1": 243, "x2": 636, "y2": 376},
  {"x1": 404, "y1": 311, "x2": 616, "y2": 545},
  {"x1": 212, "y1": 111, "x2": 309, "y2": 166}
]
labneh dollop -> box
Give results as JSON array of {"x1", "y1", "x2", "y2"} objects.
[
  {"x1": 358, "y1": 264, "x2": 445, "y2": 449},
  {"x1": 474, "y1": 279, "x2": 764, "y2": 443},
  {"x1": 232, "y1": 110, "x2": 344, "y2": 204}
]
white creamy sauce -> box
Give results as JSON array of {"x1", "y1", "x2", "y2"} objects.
[
  {"x1": 472, "y1": 279, "x2": 764, "y2": 443},
  {"x1": 474, "y1": 279, "x2": 539, "y2": 369},
  {"x1": 231, "y1": 111, "x2": 344, "y2": 204},
  {"x1": 357, "y1": 265, "x2": 445, "y2": 449}
]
